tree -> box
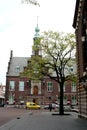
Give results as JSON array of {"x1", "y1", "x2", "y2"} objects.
[
  {"x1": 21, "y1": 31, "x2": 76, "y2": 115},
  {"x1": 40, "y1": 31, "x2": 76, "y2": 115},
  {"x1": 21, "y1": 0, "x2": 40, "y2": 6}
]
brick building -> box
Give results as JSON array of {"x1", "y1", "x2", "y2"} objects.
[
  {"x1": 0, "y1": 84, "x2": 5, "y2": 104},
  {"x1": 5, "y1": 24, "x2": 77, "y2": 106},
  {"x1": 73, "y1": 0, "x2": 87, "y2": 118}
]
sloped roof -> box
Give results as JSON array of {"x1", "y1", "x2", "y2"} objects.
[{"x1": 7, "y1": 57, "x2": 29, "y2": 76}]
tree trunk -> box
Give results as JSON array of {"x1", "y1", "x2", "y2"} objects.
[{"x1": 59, "y1": 83, "x2": 64, "y2": 115}]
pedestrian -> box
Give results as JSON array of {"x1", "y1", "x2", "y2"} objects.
[{"x1": 49, "y1": 103, "x2": 52, "y2": 111}]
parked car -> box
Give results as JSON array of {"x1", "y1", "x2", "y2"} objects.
[
  {"x1": 64, "y1": 105, "x2": 71, "y2": 111},
  {"x1": 44, "y1": 103, "x2": 59, "y2": 109},
  {"x1": 0, "y1": 103, "x2": 4, "y2": 107},
  {"x1": 6, "y1": 100, "x2": 15, "y2": 105},
  {"x1": 26, "y1": 102, "x2": 41, "y2": 109}
]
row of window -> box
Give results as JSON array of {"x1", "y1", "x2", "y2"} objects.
[
  {"x1": 47, "y1": 82, "x2": 76, "y2": 92},
  {"x1": 9, "y1": 81, "x2": 76, "y2": 92},
  {"x1": 9, "y1": 81, "x2": 24, "y2": 91}
]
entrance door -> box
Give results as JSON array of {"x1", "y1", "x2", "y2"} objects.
[{"x1": 33, "y1": 85, "x2": 38, "y2": 95}]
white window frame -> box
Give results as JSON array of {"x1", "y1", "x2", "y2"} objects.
[
  {"x1": 9, "y1": 81, "x2": 15, "y2": 91},
  {"x1": 58, "y1": 83, "x2": 66, "y2": 92},
  {"x1": 71, "y1": 96, "x2": 77, "y2": 105},
  {"x1": 19, "y1": 81, "x2": 24, "y2": 91},
  {"x1": 71, "y1": 82, "x2": 76, "y2": 92},
  {"x1": 63, "y1": 96, "x2": 67, "y2": 105},
  {"x1": 47, "y1": 82, "x2": 53, "y2": 92}
]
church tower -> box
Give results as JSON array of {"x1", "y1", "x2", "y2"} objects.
[
  {"x1": 29, "y1": 19, "x2": 42, "y2": 104},
  {"x1": 32, "y1": 19, "x2": 42, "y2": 56}
]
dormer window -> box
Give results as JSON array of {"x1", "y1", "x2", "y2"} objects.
[{"x1": 16, "y1": 65, "x2": 20, "y2": 70}]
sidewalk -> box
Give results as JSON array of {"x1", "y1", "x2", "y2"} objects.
[{"x1": 0, "y1": 111, "x2": 87, "y2": 130}]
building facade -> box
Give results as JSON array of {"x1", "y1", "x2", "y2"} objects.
[
  {"x1": 73, "y1": 0, "x2": 87, "y2": 118},
  {"x1": 0, "y1": 84, "x2": 5, "y2": 104},
  {"x1": 5, "y1": 24, "x2": 77, "y2": 106}
]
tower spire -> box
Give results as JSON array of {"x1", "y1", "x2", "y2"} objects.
[
  {"x1": 37, "y1": 16, "x2": 39, "y2": 26},
  {"x1": 34, "y1": 16, "x2": 40, "y2": 38},
  {"x1": 32, "y1": 17, "x2": 41, "y2": 56}
]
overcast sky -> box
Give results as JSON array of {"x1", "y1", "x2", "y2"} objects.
[{"x1": 0, "y1": 0, "x2": 76, "y2": 85}]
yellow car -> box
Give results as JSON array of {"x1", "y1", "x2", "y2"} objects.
[{"x1": 26, "y1": 102, "x2": 41, "y2": 109}]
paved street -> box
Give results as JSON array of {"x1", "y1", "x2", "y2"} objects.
[
  {"x1": 0, "y1": 107, "x2": 87, "y2": 130},
  {"x1": 0, "y1": 106, "x2": 30, "y2": 126}
]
